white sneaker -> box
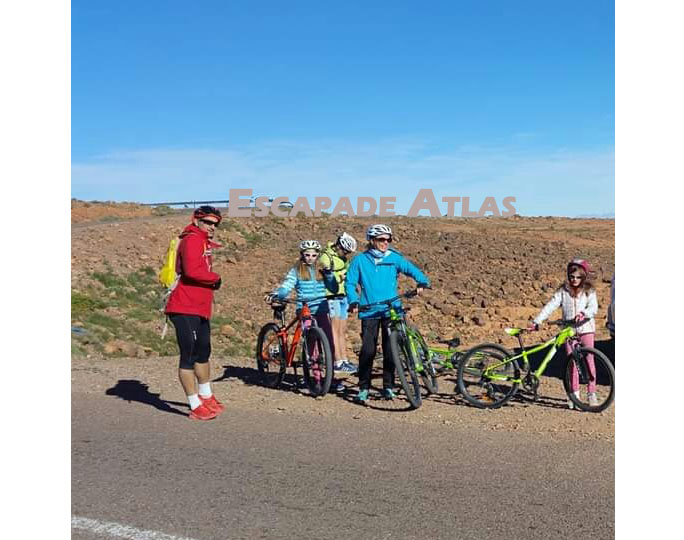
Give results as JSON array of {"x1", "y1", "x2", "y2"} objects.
[
  {"x1": 588, "y1": 392, "x2": 599, "y2": 407},
  {"x1": 567, "y1": 390, "x2": 580, "y2": 410}
]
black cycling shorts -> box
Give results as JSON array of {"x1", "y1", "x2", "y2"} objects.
[{"x1": 168, "y1": 314, "x2": 212, "y2": 369}]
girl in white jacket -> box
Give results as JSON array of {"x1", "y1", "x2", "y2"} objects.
[{"x1": 532, "y1": 258, "x2": 599, "y2": 409}]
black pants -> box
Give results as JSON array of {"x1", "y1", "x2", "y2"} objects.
[
  {"x1": 357, "y1": 318, "x2": 394, "y2": 391},
  {"x1": 169, "y1": 314, "x2": 211, "y2": 369}
]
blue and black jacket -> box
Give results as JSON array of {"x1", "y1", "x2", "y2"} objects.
[{"x1": 345, "y1": 248, "x2": 430, "y2": 319}]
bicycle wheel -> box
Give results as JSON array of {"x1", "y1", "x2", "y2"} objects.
[
  {"x1": 301, "y1": 326, "x2": 333, "y2": 397},
  {"x1": 389, "y1": 330, "x2": 422, "y2": 409},
  {"x1": 255, "y1": 323, "x2": 286, "y2": 388},
  {"x1": 457, "y1": 344, "x2": 519, "y2": 408},
  {"x1": 411, "y1": 327, "x2": 438, "y2": 395},
  {"x1": 563, "y1": 346, "x2": 615, "y2": 412}
]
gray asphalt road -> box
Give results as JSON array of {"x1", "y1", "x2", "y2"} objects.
[{"x1": 72, "y1": 392, "x2": 614, "y2": 540}]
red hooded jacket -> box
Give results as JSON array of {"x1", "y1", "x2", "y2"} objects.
[{"x1": 164, "y1": 224, "x2": 221, "y2": 319}]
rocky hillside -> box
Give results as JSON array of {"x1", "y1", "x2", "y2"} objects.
[{"x1": 71, "y1": 201, "x2": 615, "y2": 361}]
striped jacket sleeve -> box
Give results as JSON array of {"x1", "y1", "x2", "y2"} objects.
[{"x1": 275, "y1": 268, "x2": 298, "y2": 300}]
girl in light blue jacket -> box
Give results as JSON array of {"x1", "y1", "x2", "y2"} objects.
[
  {"x1": 267, "y1": 240, "x2": 341, "y2": 391},
  {"x1": 273, "y1": 240, "x2": 337, "y2": 315}
]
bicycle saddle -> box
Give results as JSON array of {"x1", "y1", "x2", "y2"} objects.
[{"x1": 437, "y1": 336, "x2": 461, "y2": 348}]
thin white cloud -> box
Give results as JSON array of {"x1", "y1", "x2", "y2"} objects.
[{"x1": 71, "y1": 139, "x2": 614, "y2": 216}]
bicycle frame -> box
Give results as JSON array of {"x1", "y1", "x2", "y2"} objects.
[
  {"x1": 272, "y1": 303, "x2": 315, "y2": 367},
  {"x1": 357, "y1": 291, "x2": 429, "y2": 375},
  {"x1": 425, "y1": 345, "x2": 461, "y2": 370},
  {"x1": 484, "y1": 326, "x2": 576, "y2": 383},
  {"x1": 383, "y1": 305, "x2": 429, "y2": 375}
]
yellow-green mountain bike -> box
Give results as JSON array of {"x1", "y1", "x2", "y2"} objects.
[{"x1": 457, "y1": 320, "x2": 615, "y2": 412}]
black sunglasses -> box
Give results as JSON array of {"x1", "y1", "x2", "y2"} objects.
[
  {"x1": 199, "y1": 218, "x2": 219, "y2": 227},
  {"x1": 568, "y1": 274, "x2": 583, "y2": 280},
  {"x1": 374, "y1": 237, "x2": 392, "y2": 243}
]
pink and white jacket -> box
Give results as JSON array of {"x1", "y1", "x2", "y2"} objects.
[{"x1": 533, "y1": 286, "x2": 599, "y2": 334}]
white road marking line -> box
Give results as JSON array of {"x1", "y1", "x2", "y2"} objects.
[{"x1": 71, "y1": 516, "x2": 201, "y2": 540}]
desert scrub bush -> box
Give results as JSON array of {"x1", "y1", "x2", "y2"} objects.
[
  {"x1": 99, "y1": 215, "x2": 124, "y2": 223},
  {"x1": 126, "y1": 267, "x2": 158, "y2": 294},
  {"x1": 127, "y1": 307, "x2": 157, "y2": 322},
  {"x1": 222, "y1": 339, "x2": 253, "y2": 358},
  {"x1": 74, "y1": 267, "x2": 249, "y2": 357},
  {"x1": 243, "y1": 231, "x2": 264, "y2": 247},
  {"x1": 88, "y1": 312, "x2": 123, "y2": 334},
  {"x1": 71, "y1": 340, "x2": 87, "y2": 357},
  {"x1": 92, "y1": 271, "x2": 128, "y2": 289},
  {"x1": 72, "y1": 292, "x2": 107, "y2": 317},
  {"x1": 72, "y1": 267, "x2": 169, "y2": 352},
  {"x1": 151, "y1": 205, "x2": 174, "y2": 216}
]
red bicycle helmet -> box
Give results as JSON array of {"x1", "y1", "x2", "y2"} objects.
[
  {"x1": 193, "y1": 205, "x2": 223, "y2": 223},
  {"x1": 567, "y1": 258, "x2": 591, "y2": 274}
]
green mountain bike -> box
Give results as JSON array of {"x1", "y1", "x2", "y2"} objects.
[
  {"x1": 422, "y1": 336, "x2": 464, "y2": 374},
  {"x1": 358, "y1": 290, "x2": 437, "y2": 408},
  {"x1": 457, "y1": 320, "x2": 615, "y2": 412}
]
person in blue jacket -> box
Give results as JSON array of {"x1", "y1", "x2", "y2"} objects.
[
  {"x1": 346, "y1": 224, "x2": 430, "y2": 403},
  {"x1": 265, "y1": 240, "x2": 342, "y2": 391}
]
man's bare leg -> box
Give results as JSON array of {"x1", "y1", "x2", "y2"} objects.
[{"x1": 179, "y1": 367, "x2": 197, "y2": 396}]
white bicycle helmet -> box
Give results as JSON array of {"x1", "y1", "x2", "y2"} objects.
[
  {"x1": 366, "y1": 224, "x2": 393, "y2": 241},
  {"x1": 299, "y1": 239, "x2": 321, "y2": 252},
  {"x1": 337, "y1": 232, "x2": 357, "y2": 253}
]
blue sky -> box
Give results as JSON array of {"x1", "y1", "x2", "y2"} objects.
[{"x1": 71, "y1": 0, "x2": 614, "y2": 216}]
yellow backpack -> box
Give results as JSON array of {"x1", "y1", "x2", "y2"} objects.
[
  {"x1": 158, "y1": 237, "x2": 180, "y2": 288},
  {"x1": 158, "y1": 236, "x2": 182, "y2": 339}
]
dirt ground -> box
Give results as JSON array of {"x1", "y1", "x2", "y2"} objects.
[{"x1": 71, "y1": 352, "x2": 614, "y2": 441}]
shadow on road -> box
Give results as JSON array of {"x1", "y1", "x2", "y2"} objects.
[
  {"x1": 215, "y1": 365, "x2": 306, "y2": 394},
  {"x1": 216, "y1": 364, "x2": 417, "y2": 410},
  {"x1": 105, "y1": 379, "x2": 188, "y2": 417}
]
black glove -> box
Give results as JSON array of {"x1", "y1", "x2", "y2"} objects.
[{"x1": 212, "y1": 278, "x2": 222, "y2": 290}]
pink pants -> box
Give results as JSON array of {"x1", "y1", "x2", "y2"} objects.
[{"x1": 565, "y1": 332, "x2": 596, "y2": 393}]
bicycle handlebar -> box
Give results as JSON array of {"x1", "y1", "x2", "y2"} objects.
[
  {"x1": 266, "y1": 293, "x2": 345, "y2": 308},
  {"x1": 355, "y1": 289, "x2": 420, "y2": 313},
  {"x1": 518, "y1": 319, "x2": 587, "y2": 333}
]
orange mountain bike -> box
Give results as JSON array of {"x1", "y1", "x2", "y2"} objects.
[{"x1": 255, "y1": 297, "x2": 333, "y2": 397}]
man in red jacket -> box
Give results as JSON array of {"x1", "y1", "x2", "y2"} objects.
[{"x1": 165, "y1": 206, "x2": 224, "y2": 420}]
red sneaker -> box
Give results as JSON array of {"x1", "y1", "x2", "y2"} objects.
[
  {"x1": 189, "y1": 403, "x2": 217, "y2": 421},
  {"x1": 200, "y1": 394, "x2": 225, "y2": 415}
]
